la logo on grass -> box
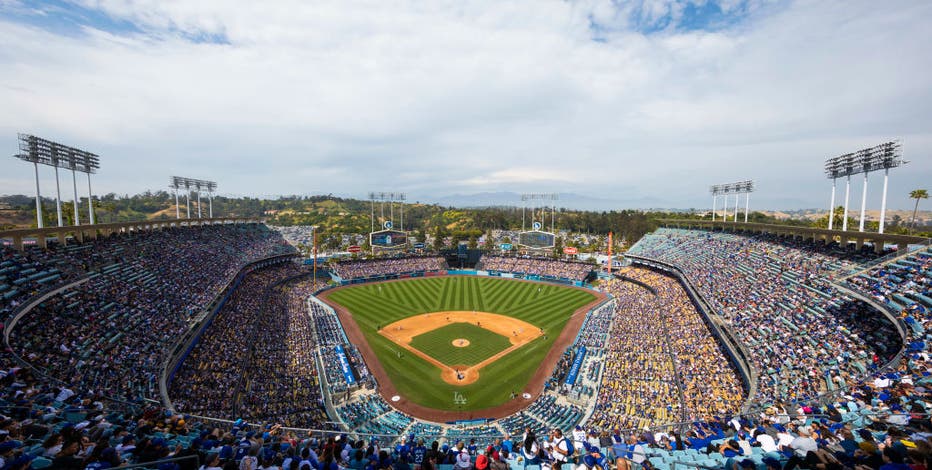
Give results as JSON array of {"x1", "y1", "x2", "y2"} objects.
[{"x1": 453, "y1": 392, "x2": 467, "y2": 405}]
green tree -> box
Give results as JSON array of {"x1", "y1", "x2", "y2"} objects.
[
  {"x1": 483, "y1": 230, "x2": 495, "y2": 251},
  {"x1": 432, "y1": 226, "x2": 445, "y2": 251},
  {"x1": 909, "y1": 189, "x2": 928, "y2": 231}
]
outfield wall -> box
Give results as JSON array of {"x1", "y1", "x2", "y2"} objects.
[{"x1": 334, "y1": 269, "x2": 589, "y2": 287}]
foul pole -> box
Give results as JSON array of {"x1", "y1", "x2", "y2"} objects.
[{"x1": 607, "y1": 231, "x2": 613, "y2": 275}]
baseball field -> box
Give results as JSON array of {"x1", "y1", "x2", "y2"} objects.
[{"x1": 324, "y1": 276, "x2": 597, "y2": 412}]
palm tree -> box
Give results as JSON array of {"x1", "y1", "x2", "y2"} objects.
[{"x1": 909, "y1": 189, "x2": 928, "y2": 231}]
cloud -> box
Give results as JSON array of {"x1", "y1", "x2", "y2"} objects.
[{"x1": 0, "y1": 0, "x2": 929, "y2": 210}]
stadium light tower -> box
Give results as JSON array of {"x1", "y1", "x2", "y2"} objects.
[
  {"x1": 521, "y1": 193, "x2": 559, "y2": 233},
  {"x1": 172, "y1": 176, "x2": 218, "y2": 219},
  {"x1": 169, "y1": 178, "x2": 181, "y2": 219},
  {"x1": 710, "y1": 185, "x2": 718, "y2": 221},
  {"x1": 13, "y1": 134, "x2": 100, "y2": 228},
  {"x1": 710, "y1": 181, "x2": 753, "y2": 223},
  {"x1": 824, "y1": 156, "x2": 845, "y2": 230},
  {"x1": 368, "y1": 191, "x2": 407, "y2": 231},
  {"x1": 874, "y1": 142, "x2": 905, "y2": 233},
  {"x1": 824, "y1": 142, "x2": 905, "y2": 233}
]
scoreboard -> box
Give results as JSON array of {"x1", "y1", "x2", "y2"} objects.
[
  {"x1": 370, "y1": 230, "x2": 407, "y2": 248},
  {"x1": 518, "y1": 230, "x2": 556, "y2": 249}
]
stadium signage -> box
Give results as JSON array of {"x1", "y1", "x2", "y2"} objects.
[
  {"x1": 564, "y1": 346, "x2": 586, "y2": 386},
  {"x1": 348, "y1": 245, "x2": 362, "y2": 253},
  {"x1": 413, "y1": 242, "x2": 425, "y2": 249},
  {"x1": 563, "y1": 247, "x2": 578, "y2": 255},
  {"x1": 500, "y1": 243, "x2": 513, "y2": 251},
  {"x1": 334, "y1": 345, "x2": 357, "y2": 386}
]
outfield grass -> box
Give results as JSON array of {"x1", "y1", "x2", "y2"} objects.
[
  {"x1": 326, "y1": 277, "x2": 596, "y2": 411},
  {"x1": 409, "y1": 322, "x2": 512, "y2": 366}
]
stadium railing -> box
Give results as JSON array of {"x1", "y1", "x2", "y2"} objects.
[{"x1": 831, "y1": 238, "x2": 931, "y2": 282}]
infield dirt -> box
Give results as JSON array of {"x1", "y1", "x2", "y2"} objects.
[{"x1": 378, "y1": 311, "x2": 541, "y2": 385}]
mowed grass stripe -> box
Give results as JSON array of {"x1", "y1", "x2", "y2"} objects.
[
  {"x1": 502, "y1": 281, "x2": 538, "y2": 310},
  {"x1": 437, "y1": 279, "x2": 454, "y2": 310},
  {"x1": 353, "y1": 292, "x2": 414, "y2": 316},
  {"x1": 457, "y1": 279, "x2": 467, "y2": 310},
  {"x1": 396, "y1": 282, "x2": 432, "y2": 312},
  {"x1": 478, "y1": 277, "x2": 508, "y2": 306},
  {"x1": 326, "y1": 277, "x2": 597, "y2": 410},
  {"x1": 469, "y1": 278, "x2": 484, "y2": 311},
  {"x1": 508, "y1": 289, "x2": 591, "y2": 316},
  {"x1": 483, "y1": 279, "x2": 519, "y2": 309}
]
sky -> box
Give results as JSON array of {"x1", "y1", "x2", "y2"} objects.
[{"x1": 0, "y1": 0, "x2": 929, "y2": 211}]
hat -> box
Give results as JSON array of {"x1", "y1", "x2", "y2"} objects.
[
  {"x1": 475, "y1": 454, "x2": 489, "y2": 470},
  {"x1": 798, "y1": 427, "x2": 811, "y2": 436},
  {"x1": 122, "y1": 436, "x2": 136, "y2": 444},
  {"x1": 739, "y1": 459, "x2": 756, "y2": 469},
  {"x1": 773, "y1": 424, "x2": 786, "y2": 433}
]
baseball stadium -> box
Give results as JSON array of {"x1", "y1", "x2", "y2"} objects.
[
  {"x1": 1, "y1": 2, "x2": 931, "y2": 470},
  {"x1": 0, "y1": 176, "x2": 930, "y2": 470}
]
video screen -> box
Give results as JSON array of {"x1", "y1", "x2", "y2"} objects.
[
  {"x1": 518, "y1": 230, "x2": 555, "y2": 248},
  {"x1": 370, "y1": 230, "x2": 407, "y2": 247}
]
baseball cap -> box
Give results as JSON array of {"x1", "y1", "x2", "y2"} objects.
[{"x1": 475, "y1": 454, "x2": 489, "y2": 470}]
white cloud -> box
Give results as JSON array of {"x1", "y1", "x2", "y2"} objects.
[{"x1": 0, "y1": 0, "x2": 929, "y2": 210}]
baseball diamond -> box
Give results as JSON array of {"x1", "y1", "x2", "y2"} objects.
[
  {"x1": 321, "y1": 276, "x2": 602, "y2": 417},
  {"x1": 383, "y1": 312, "x2": 541, "y2": 384}
]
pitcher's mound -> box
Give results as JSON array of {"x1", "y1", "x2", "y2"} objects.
[{"x1": 452, "y1": 338, "x2": 471, "y2": 347}]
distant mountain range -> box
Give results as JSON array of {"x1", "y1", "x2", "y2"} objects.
[{"x1": 424, "y1": 192, "x2": 672, "y2": 211}]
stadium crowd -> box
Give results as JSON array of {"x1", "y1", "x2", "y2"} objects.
[
  {"x1": 6, "y1": 225, "x2": 293, "y2": 403},
  {"x1": 1, "y1": 222, "x2": 932, "y2": 470},
  {"x1": 481, "y1": 256, "x2": 593, "y2": 281},
  {"x1": 588, "y1": 269, "x2": 745, "y2": 431},
  {"x1": 169, "y1": 266, "x2": 332, "y2": 429},
  {"x1": 332, "y1": 257, "x2": 446, "y2": 281},
  {"x1": 628, "y1": 229, "x2": 902, "y2": 403}
]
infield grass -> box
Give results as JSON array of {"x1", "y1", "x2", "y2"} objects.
[
  {"x1": 409, "y1": 322, "x2": 512, "y2": 367},
  {"x1": 326, "y1": 276, "x2": 596, "y2": 411}
]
